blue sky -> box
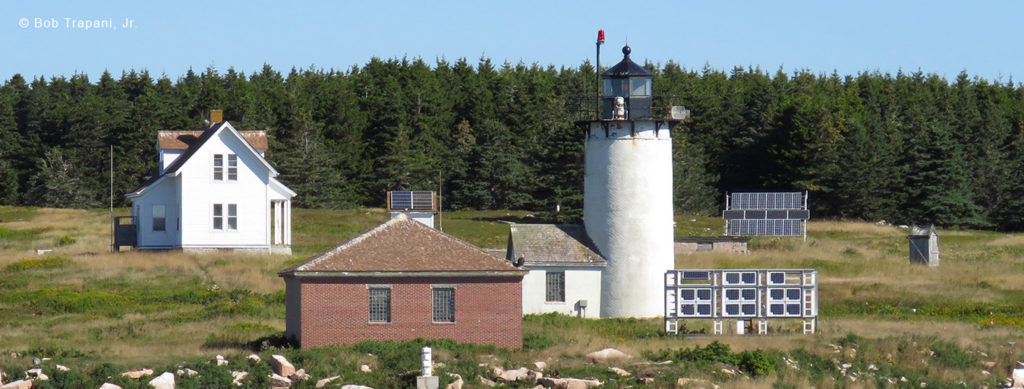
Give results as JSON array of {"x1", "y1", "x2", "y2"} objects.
[{"x1": 3, "y1": 1, "x2": 1023, "y2": 83}]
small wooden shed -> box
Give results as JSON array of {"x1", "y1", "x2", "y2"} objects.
[{"x1": 908, "y1": 225, "x2": 939, "y2": 266}]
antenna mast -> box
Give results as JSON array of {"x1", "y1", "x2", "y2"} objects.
[{"x1": 596, "y1": 30, "x2": 605, "y2": 120}]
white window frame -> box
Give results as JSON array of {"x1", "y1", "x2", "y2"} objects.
[
  {"x1": 227, "y1": 154, "x2": 237, "y2": 181},
  {"x1": 212, "y1": 203, "x2": 238, "y2": 231},
  {"x1": 368, "y1": 287, "x2": 391, "y2": 323},
  {"x1": 152, "y1": 204, "x2": 165, "y2": 232},
  {"x1": 213, "y1": 154, "x2": 224, "y2": 181}
]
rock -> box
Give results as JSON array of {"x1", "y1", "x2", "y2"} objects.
[
  {"x1": 528, "y1": 371, "x2": 543, "y2": 382},
  {"x1": 0, "y1": 380, "x2": 31, "y2": 389},
  {"x1": 270, "y1": 373, "x2": 292, "y2": 387},
  {"x1": 609, "y1": 367, "x2": 631, "y2": 376},
  {"x1": 25, "y1": 369, "x2": 47, "y2": 380},
  {"x1": 215, "y1": 355, "x2": 228, "y2": 366},
  {"x1": 55, "y1": 365, "x2": 69, "y2": 372},
  {"x1": 292, "y1": 369, "x2": 310, "y2": 381},
  {"x1": 360, "y1": 364, "x2": 372, "y2": 373},
  {"x1": 148, "y1": 372, "x2": 175, "y2": 389},
  {"x1": 175, "y1": 368, "x2": 198, "y2": 377},
  {"x1": 585, "y1": 348, "x2": 631, "y2": 364},
  {"x1": 477, "y1": 375, "x2": 497, "y2": 387},
  {"x1": 981, "y1": 361, "x2": 996, "y2": 368},
  {"x1": 121, "y1": 369, "x2": 154, "y2": 379},
  {"x1": 1012, "y1": 368, "x2": 1024, "y2": 388},
  {"x1": 340, "y1": 386, "x2": 374, "y2": 389},
  {"x1": 315, "y1": 376, "x2": 340, "y2": 388},
  {"x1": 563, "y1": 378, "x2": 602, "y2": 389},
  {"x1": 491, "y1": 366, "x2": 504, "y2": 377},
  {"x1": 720, "y1": 368, "x2": 736, "y2": 375},
  {"x1": 247, "y1": 354, "x2": 261, "y2": 362},
  {"x1": 231, "y1": 371, "x2": 248, "y2": 386},
  {"x1": 637, "y1": 377, "x2": 654, "y2": 385},
  {"x1": 676, "y1": 377, "x2": 720, "y2": 389},
  {"x1": 445, "y1": 374, "x2": 464, "y2": 389},
  {"x1": 497, "y1": 367, "x2": 530, "y2": 382},
  {"x1": 533, "y1": 361, "x2": 547, "y2": 371},
  {"x1": 99, "y1": 384, "x2": 123, "y2": 389},
  {"x1": 270, "y1": 355, "x2": 296, "y2": 377}
]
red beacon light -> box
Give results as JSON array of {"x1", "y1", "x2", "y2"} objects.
[{"x1": 597, "y1": 29, "x2": 605, "y2": 44}]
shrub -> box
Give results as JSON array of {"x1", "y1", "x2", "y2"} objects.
[
  {"x1": 55, "y1": 235, "x2": 76, "y2": 246},
  {"x1": 737, "y1": 350, "x2": 777, "y2": 376},
  {"x1": 930, "y1": 341, "x2": 974, "y2": 369}
]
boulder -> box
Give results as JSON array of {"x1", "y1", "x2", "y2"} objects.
[
  {"x1": 122, "y1": 369, "x2": 154, "y2": 379},
  {"x1": 1012, "y1": 368, "x2": 1024, "y2": 389},
  {"x1": 585, "y1": 348, "x2": 631, "y2": 364},
  {"x1": 99, "y1": 384, "x2": 123, "y2": 389},
  {"x1": 270, "y1": 373, "x2": 291, "y2": 387},
  {"x1": 270, "y1": 355, "x2": 296, "y2": 377},
  {"x1": 231, "y1": 371, "x2": 248, "y2": 386},
  {"x1": 533, "y1": 361, "x2": 547, "y2": 371},
  {"x1": 528, "y1": 371, "x2": 543, "y2": 382},
  {"x1": 360, "y1": 364, "x2": 372, "y2": 373},
  {"x1": 148, "y1": 372, "x2": 175, "y2": 389},
  {"x1": 247, "y1": 354, "x2": 261, "y2": 363},
  {"x1": 175, "y1": 368, "x2": 198, "y2": 377},
  {"x1": 637, "y1": 377, "x2": 654, "y2": 385},
  {"x1": 215, "y1": 355, "x2": 228, "y2": 366},
  {"x1": 563, "y1": 378, "x2": 601, "y2": 388},
  {"x1": 608, "y1": 367, "x2": 631, "y2": 376},
  {"x1": 676, "y1": 377, "x2": 720, "y2": 389},
  {"x1": 55, "y1": 365, "x2": 69, "y2": 372},
  {"x1": 292, "y1": 369, "x2": 310, "y2": 381},
  {"x1": 477, "y1": 375, "x2": 497, "y2": 387},
  {"x1": 0, "y1": 380, "x2": 32, "y2": 389},
  {"x1": 497, "y1": 367, "x2": 530, "y2": 382},
  {"x1": 340, "y1": 386, "x2": 374, "y2": 389},
  {"x1": 315, "y1": 376, "x2": 340, "y2": 388},
  {"x1": 25, "y1": 369, "x2": 47, "y2": 381}
]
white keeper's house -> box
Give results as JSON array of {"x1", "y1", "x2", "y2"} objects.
[{"x1": 123, "y1": 110, "x2": 296, "y2": 254}]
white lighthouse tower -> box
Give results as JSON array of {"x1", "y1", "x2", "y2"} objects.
[{"x1": 584, "y1": 45, "x2": 676, "y2": 318}]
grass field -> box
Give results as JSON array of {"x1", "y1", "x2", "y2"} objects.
[{"x1": 0, "y1": 206, "x2": 1021, "y2": 388}]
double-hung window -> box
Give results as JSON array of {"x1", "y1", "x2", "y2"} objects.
[
  {"x1": 432, "y1": 288, "x2": 455, "y2": 323},
  {"x1": 152, "y1": 205, "x2": 165, "y2": 231},
  {"x1": 213, "y1": 203, "x2": 237, "y2": 231},
  {"x1": 369, "y1": 288, "x2": 391, "y2": 323},
  {"x1": 213, "y1": 154, "x2": 237, "y2": 181},
  {"x1": 546, "y1": 271, "x2": 565, "y2": 303}
]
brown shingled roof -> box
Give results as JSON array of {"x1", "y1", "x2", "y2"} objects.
[
  {"x1": 280, "y1": 215, "x2": 526, "y2": 276},
  {"x1": 158, "y1": 129, "x2": 268, "y2": 151},
  {"x1": 507, "y1": 224, "x2": 605, "y2": 267}
]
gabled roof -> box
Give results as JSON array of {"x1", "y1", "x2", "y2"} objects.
[
  {"x1": 507, "y1": 224, "x2": 605, "y2": 268},
  {"x1": 127, "y1": 121, "x2": 286, "y2": 198},
  {"x1": 279, "y1": 214, "x2": 526, "y2": 277},
  {"x1": 159, "y1": 130, "x2": 269, "y2": 151}
]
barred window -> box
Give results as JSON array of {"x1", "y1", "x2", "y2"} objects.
[
  {"x1": 432, "y1": 288, "x2": 455, "y2": 322},
  {"x1": 369, "y1": 288, "x2": 391, "y2": 323},
  {"x1": 546, "y1": 271, "x2": 565, "y2": 302}
]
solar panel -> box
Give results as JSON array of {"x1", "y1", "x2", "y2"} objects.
[
  {"x1": 723, "y1": 192, "x2": 809, "y2": 238},
  {"x1": 388, "y1": 191, "x2": 436, "y2": 212},
  {"x1": 665, "y1": 269, "x2": 818, "y2": 321}
]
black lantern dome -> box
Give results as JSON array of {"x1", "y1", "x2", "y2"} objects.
[{"x1": 601, "y1": 45, "x2": 653, "y2": 120}]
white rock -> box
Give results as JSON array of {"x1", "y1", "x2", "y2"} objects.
[
  {"x1": 175, "y1": 368, "x2": 198, "y2": 377},
  {"x1": 609, "y1": 367, "x2": 631, "y2": 376},
  {"x1": 292, "y1": 369, "x2": 310, "y2": 381},
  {"x1": 25, "y1": 369, "x2": 47, "y2": 380},
  {"x1": 477, "y1": 375, "x2": 497, "y2": 387},
  {"x1": 340, "y1": 386, "x2": 374, "y2": 389},
  {"x1": 55, "y1": 365, "x2": 69, "y2": 372},
  {"x1": 360, "y1": 364, "x2": 372, "y2": 373},
  {"x1": 528, "y1": 370, "x2": 543, "y2": 382},
  {"x1": 675, "y1": 377, "x2": 719, "y2": 389},
  {"x1": 533, "y1": 361, "x2": 547, "y2": 371},
  {"x1": 585, "y1": 348, "x2": 631, "y2": 363},
  {"x1": 231, "y1": 371, "x2": 248, "y2": 386},
  {"x1": 315, "y1": 376, "x2": 340, "y2": 388},
  {"x1": 1012, "y1": 368, "x2": 1024, "y2": 388},
  {"x1": 445, "y1": 374, "x2": 464, "y2": 389},
  {"x1": 270, "y1": 373, "x2": 291, "y2": 387},
  {"x1": 215, "y1": 355, "x2": 228, "y2": 366},
  {"x1": 99, "y1": 384, "x2": 123, "y2": 389},
  {"x1": 122, "y1": 369, "x2": 154, "y2": 379},
  {"x1": 0, "y1": 380, "x2": 32, "y2": 389},
  {"x1": 148, "y1": 372, "x2": 175, "y2": 389},
  {"x1": 247, "y1": 354, "x2": 261, "y2": 362},
  {"x1": 638, "y1": 377, "x2": 654, "y2": 385},
  {"x1": 270, "y1": 355, "x2": 296, "y2": 377},
  {"x1": 497, "y1": 367, "x2": 530, "y2": 382}
]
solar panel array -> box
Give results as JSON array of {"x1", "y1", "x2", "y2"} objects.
[
  {"x1": 724, "y1": 192, "x2": 809, "y2": 237},
  {"x1": 664, "y1": 269, "x2": 818, "y2": 333},
  {"x1": 387, "y1": 191, "x2": 436, "y2": 212}
]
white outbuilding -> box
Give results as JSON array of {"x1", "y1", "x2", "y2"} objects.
[
  {"x1": 122, "y1": 110, "x2": 296, "y2": 254},
  {"x1": 506, "y1": 223, "x2": 605, "y2": 318}
]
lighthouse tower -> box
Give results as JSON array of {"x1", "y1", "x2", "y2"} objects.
[{"x1": 584, "y1": 46, "x2": 675, "y2": 318}]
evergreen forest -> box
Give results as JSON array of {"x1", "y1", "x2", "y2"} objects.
[{"x1": 1, "y1": 58, "x2": 1022, "y2": 230}]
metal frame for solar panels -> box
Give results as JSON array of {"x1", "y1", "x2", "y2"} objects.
[
  {"x1": 723, "y1": 192, "x2": 809, "y2": 240},
  {"x1": 664, "y1": 269, "x2": 818, "y2": 335}
]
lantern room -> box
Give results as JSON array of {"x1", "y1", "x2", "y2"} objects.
[{"x1": 601, "y1": 45, "x2": 653, "y2": 120}]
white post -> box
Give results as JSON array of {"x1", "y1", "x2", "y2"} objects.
[
  {"x1": 421, "y1": 346, "x2": 432, "y2": 377},
  {"x1": 285, "y1": 200, "x2": 291, "y2": 246},
  {"x1": 273, "y1": 202, "x2": 282, "y2": 245},
  {"x1": 736, "y1": 319, "x2": 745, "y2": 335}
]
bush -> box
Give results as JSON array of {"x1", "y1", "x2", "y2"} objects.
[
  {"x1": 55, "y1": 235, "x2": 76, "y2": 246},
  {"x1": 737, "y1": 350, "x2": 777, "y2": 376}
]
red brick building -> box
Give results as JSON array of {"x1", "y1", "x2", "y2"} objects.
[{"x1": 279, "y1": 214, "x2": 526, "y2": 349}]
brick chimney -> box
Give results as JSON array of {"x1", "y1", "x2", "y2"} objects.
[{"x1": 209, "y1": 109, "x2": 224, "y2": 124}]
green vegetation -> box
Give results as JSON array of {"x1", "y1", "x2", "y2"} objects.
[{"x1": 3, "y1": 256, "x2": 73, "y2": 272}]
